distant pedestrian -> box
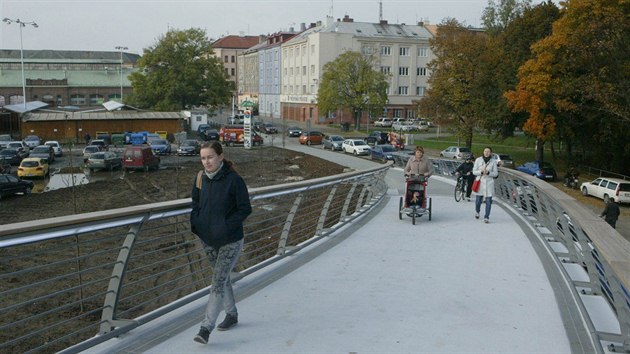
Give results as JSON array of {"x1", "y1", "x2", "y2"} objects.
[
  {"x1": 84, "y1": 132, "x2": 91, "y2": 145},
  {"x1": 473, "y1": 147, "x2": 499, "y2": 223},
  {"x1": 190, "y1": 141, "x2": 252, "y2": 345},
  {"x1": 600, "y1": 199, "x2": 620, "y2": 229}
]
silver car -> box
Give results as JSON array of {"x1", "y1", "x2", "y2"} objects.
[
  {"x1": 323, "y1": 135, "x2": 345, "y2": 151},
  {"x1": 87, "y1": 151, "x2": 122, "y2": 171},
  {"x1": 440, "y1": 146, "x2": 471, "y2": 159}
]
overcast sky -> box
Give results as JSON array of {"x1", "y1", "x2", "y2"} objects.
[{"x1": 1, "y1": 0, "x2": 557, "y2": 55}]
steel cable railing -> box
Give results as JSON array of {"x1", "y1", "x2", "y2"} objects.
[{"x1": 0, "y1": 162, "x2": 390, "y2": 354}]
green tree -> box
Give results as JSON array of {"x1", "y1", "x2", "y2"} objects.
[
  {"x1": 482, "y1": 0, "x2": 532, "y2": 35},
  {"x1": 418, "y1": 19, "x2": 496, "y2": 149},
  {"x1": 127, "y1": 28, "x2": 234, "y2": 111},
  {"x1": 317, "y1": 51, "x2": 389, "y2": 129}
]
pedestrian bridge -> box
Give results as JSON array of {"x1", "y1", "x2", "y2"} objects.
[{"x1": 1, "y1": 150, "x2": 629, "y2": 354}]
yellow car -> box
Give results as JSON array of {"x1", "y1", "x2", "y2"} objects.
[{"x1": 17, "y1": 157, "x2": 49, "y2": 179}]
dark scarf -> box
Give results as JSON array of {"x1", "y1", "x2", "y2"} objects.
[{"x1": 483, "y1": 155, "x2": 491, "y2": 164}]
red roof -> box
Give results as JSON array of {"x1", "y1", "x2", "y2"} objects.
[{"x1": 212, "y1": 35, "x2": 259, "y2": 49}]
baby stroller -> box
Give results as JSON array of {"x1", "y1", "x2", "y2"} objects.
[{"x1": 399, "y1": 175, "x2": 432, "y2": 224}]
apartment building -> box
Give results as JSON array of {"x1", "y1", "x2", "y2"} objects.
[
  {"x1": 211, "y1": 35, "x2": 260, "y2": 94},
  {"x1": 280, "y1": 15, "x2": 434, "y2": 124},
  {"x1": 257, "y1": 32, "x2": 297, "y2": 119}
]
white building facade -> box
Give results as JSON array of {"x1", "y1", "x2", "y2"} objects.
[{"x1": 280, "y1": 15, "x2": 434, "y2": 124}]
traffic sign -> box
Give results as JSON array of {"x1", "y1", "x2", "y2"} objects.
[{"x1": 244, "y1": 110, "x2": 252, "y2": 119}]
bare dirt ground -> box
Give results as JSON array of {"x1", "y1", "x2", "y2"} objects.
[{"x1": 0, "y1": 146, "x2": 345, "y2": 225}]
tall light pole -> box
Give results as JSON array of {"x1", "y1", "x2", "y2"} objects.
[
  {"x1": 3, "y1": 18, "x2": 38, "y2": 109},
  {"x1": 115, "y1": 46, "x2": 128, "y2": 102}
]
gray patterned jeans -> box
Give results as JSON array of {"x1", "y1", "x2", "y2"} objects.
[{"x1": 200, "y1": 238, "x2": 243, "y2": 330}]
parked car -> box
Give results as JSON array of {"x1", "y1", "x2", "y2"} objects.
[
  {"x1": 287, "y1": 126, "x2": 302, "y2": 137},
  {"x1": 440, "y1": 146, "x2": 472, "y2": 159},
  {"x1": 150, "y1": 139, "x2": 172, "y2": 155},
  {"x1": 87, "y1": 151, "x2": 122, "y2": 171},
  {"x1": 370, "y1": 144, "x2": 396, "y2": 162},
  {"x1": 580, "y1": 177, "x2": 630, "y2": 204},
  {"x1": 0, "y1": 148, "x2": 26, "y2": 165},
  {"x1": 23, "y1": 135, "x2": 41, "y2": 149},
  {"x1": 374, "y1": 118, "x2": 393, "y2": 127},
  {"x1": 122, "y1": 146, "x2": 160, "y2": 171},
  {"x1": 261, "y1": 123, "x2": 278, "y2": 134},
  {"x1": 7, "y1": 141, "x2": 29, "y2": 154},
  {"x1": 299, "y1": 131, "x2": 324, "y2": 145},
  {"x1": 17, "y1": 157, "x2": 49, "y2": 178},
  {"x1": 342, "y1": 139, "x2": 371, "y2": 155},
  {"x1": 89, "y1": 139, "x2": 109, "y2": 151},
  {"x1": 197, "y1": 124, "x2": 211, "y2": 137},
  {"x1": 492, "y1": 153, "x2": 514, "y2": 168},
  {"x1": 0, "y1": 174, "x2": 33, "y2": 200},
  {"x1": 0, "y1": 134, "x2": 12, "y2": 149},
  {"x1": 516, "y1": 161, "x2": 557, "y2": 181},
  {"x1": 29, "y1": 145, "x2": 55, "y2": 163},
  {"x1": 203, "y1": 129, "x2": 220, "y2": 141},
  {"x1": 365, "y1": 131, "x2": 389, "y2": 146},
  {"x1": 323, "y1": 135, "x2": 345, "y2": 151},
  {"x1": 82, "y1": 145, "x2": 101, "y2": 162},
  {"x1": 44, "y1": 140, "x2": 63, "y2": 157},
  {"x1": 177, "y1": 139, "x2": 201, "y2": 155}
]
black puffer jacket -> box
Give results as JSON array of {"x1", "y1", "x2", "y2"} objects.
[{"x1": 190, "y1": 163, "x2": 252, "y2": 249}]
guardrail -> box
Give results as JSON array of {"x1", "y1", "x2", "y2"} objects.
[
  {"x1": 0, "y1": 162, "x2": 391, "y2": 354},
  {"x1": 391, "y1": 154, "x2": 630, "y2": 353}
]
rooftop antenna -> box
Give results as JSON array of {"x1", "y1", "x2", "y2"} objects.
[
  {"x1": 379, "y1": 0, "x2": 383, "y2": 22},
  {"x1": 330, "y1": 0, "x2": 334, "y2": 17}
]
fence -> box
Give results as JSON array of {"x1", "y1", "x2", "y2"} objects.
[{"x1": 0, "y1": 162, "x2": 390, "y2": 354}]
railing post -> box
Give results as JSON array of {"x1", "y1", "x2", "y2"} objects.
[
  {"x1": 277, "y1": 194, "x2": 302, "y2": 255},
  {"x1": 316, "y1": 186, "x2": 338, "y2": 236},
  {"x1": 339, "y1": 182, "x2": 358, "y2": 222},
  {"x1": 99, "y1": 220, "x2": 146, "y2": 334}
]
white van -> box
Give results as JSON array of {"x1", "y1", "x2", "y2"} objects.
[
  {"x1": 580, "y1": 177, "x2": 630, "y2": 204},
  {"x1": 374, "y1": 118, "x2": 392, "y2": 127}
]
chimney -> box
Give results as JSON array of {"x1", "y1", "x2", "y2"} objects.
[
  {"x1": 379, "y1": 20, "x2": 388, "y2": 25},
  {"x1": 300, "y1": 23, "x2": 306, "y2": 31},
  {"x1": 342, "y1": 15, "x2": 354, "y2": 22},
  {"x1": 310, "y1": 22, "x2": 317, "y2": 28},
  {"x1": 418, "y1": 21, "x2": 424, "y2": 26},
  {"x1": 259, "y1": 35, "x2": 266, "y2": 44}
]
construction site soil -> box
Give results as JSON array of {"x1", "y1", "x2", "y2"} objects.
[{"x1": 0, "y1": 146, "x2": 346, "y2": 225}]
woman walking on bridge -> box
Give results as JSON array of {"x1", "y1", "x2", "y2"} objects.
[
  {"x1": 473, "y1": 147, "x2": 499, "y2": 223},
  {"x1": 190, "y1": 141, "x2": 252, "y2": 345}
]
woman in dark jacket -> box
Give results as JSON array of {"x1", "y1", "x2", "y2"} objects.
[{"x1": 191, "y1": 141, "x2": 252, "y2": 345}]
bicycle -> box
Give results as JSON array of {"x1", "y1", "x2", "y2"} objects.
[{"x1": 454, "y1": 173, "x2": 468, "y2": 202}]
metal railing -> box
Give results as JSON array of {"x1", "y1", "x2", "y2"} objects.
[
  {"x1": 391, "y1": 154, "x2": 630, "y2": 353},
  {"x1": 0, "y1": 162, "x2": 390, "y2": 354}
]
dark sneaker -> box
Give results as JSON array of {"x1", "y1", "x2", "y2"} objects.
[
  {"x1": 217, "y1": 314, "x2": 238, "y2": 331},
  {"x1": 194, "y1": 327, "x2": 211, "y2": 344}
]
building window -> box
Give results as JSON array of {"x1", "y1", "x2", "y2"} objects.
[
  {"x1": 381, "y1": 66, "x2": 390, "y2": 74},
  {"x1": 231, "y1": 56, "x2": 235, "y2": 63},
  {"x1": 56, "y1": 95, "x2": 63, "y2": 106},
  {"x1": 90, "y1": 94, "x2": 104, "y2": 105},
  {"x1": 311, "y1": 65, "x2": 315, "y2": 74},
  {"x1": 231, "y1": 68, "x2": 235, "y2": 76},
  {"x1": 0, "y1": 96, "x2": 5, "y2": 107},
  {"x1": 310, "y1": 84, "x2": 315, "y2": 93},
  {"x1": 296, "y1": 47, "x2": 300, "y2": 56},
  {"x1": 361, "y1": 46, "x2": 373, "y2": 55},
  {"x1": 393, "y1": 108, "x2": 403, "y2": 118},
  {"x1": 416, "y1": 86, "x2": 426, "y2": 96},
  {"x1": 399, "y1": 67, "x2": 409, "y2": 76},
  {"x1": 406, "y1": 111, "x2": 416, "y2": 118},
  {"x1": 399, "y1": 47, "x2": 410, "y2": 56},
  {"x1": 225, "y1": 68, "x2": 229, "y2": 75},
  {"x1": 224, "y1": 55, "x2": 228, "y2": 63},
  {"x1": 417, "y1": 67, "x2": 427, "y2": 76},
  {"x1": 397, "y1": 86, "x2": 408, "y2": 95},
  {"x1": 302, "y1": 66, "x2": 306, "y2": 75},
  {"x1": 290, "y1": 67, "x2": 293, "y2": 76},
  {"x1": 302, "y1": 85, "x2": 306, "y2": 94},
  {"x1": 302, "y1": 45, "x2": 306, "y2": 56},
  {"x1": 70, "y1": 94, "x2": 86, "y2": 105},
  {"x1": 418, "y1": 47, "x2": 428, "y2": 57},
  {"x1": 9, "y1": 95, "x2": 24, "y2": 105},
  {"x1": 381, "y1": 46, "x2": 391, "y2": 56}
]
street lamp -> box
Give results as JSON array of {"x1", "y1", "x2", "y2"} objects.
[
  {"x1": 3, "y1": 18, "x2": 38, "y2": 109},
  {"x1": 115, "y1": 46, "x2": 128, "y2": 102}
]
